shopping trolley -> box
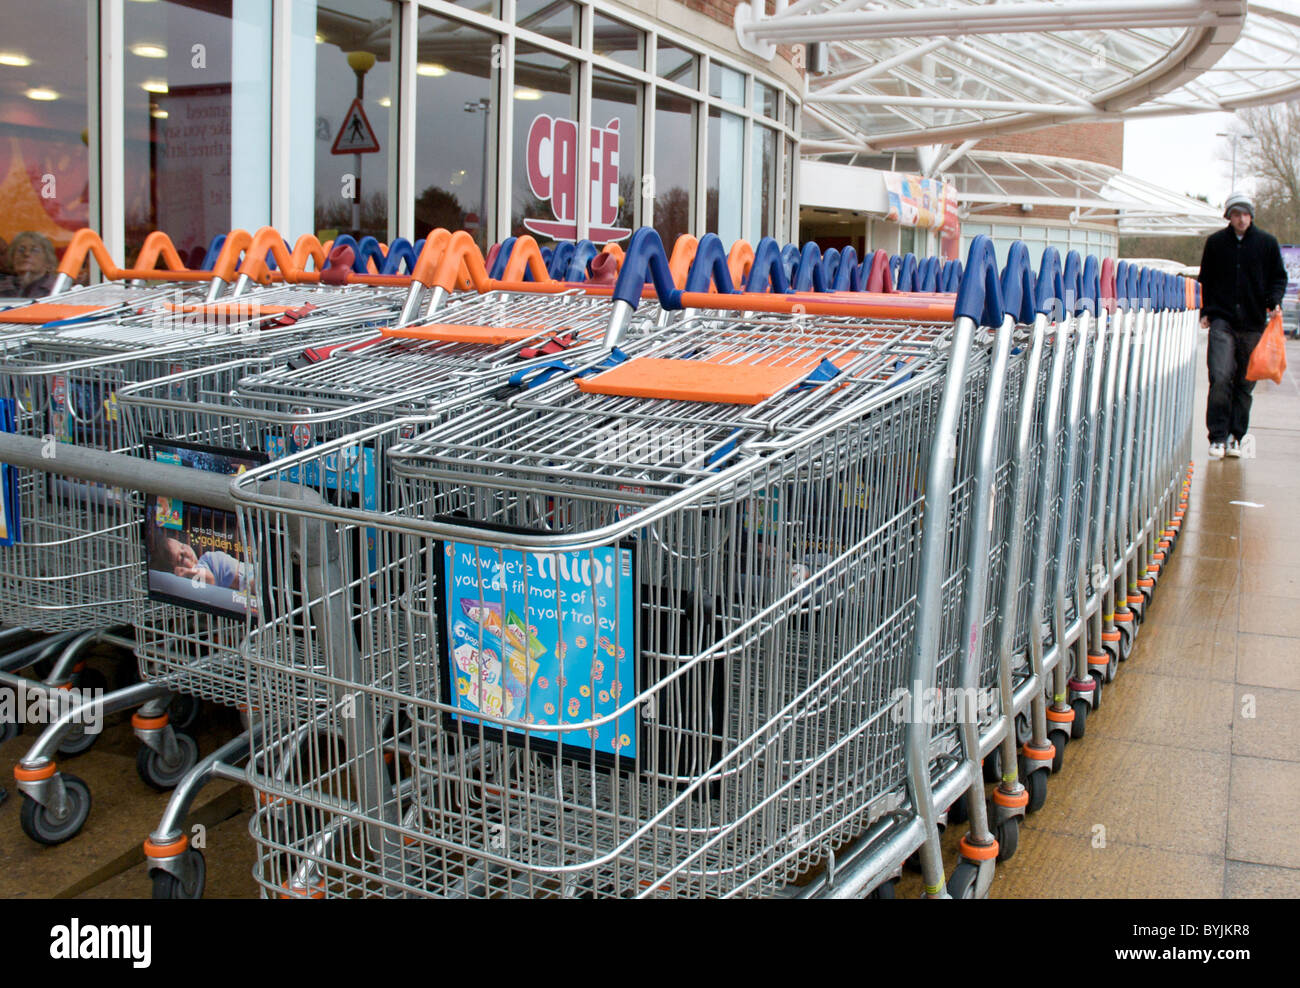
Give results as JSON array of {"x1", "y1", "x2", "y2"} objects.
[{"x1": 224, "y1": 229, "x2": 1007, "y2": 899}]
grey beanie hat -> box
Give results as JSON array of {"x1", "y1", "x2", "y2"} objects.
[{"x1": 1223, "y1": 192, "x2": 1254, "y2": 219}]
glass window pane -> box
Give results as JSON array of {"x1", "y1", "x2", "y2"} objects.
[
  {"x1": 706, "y1": 105, "x2": 743, "y2": 242},
  {"x1": 784, "y1": 137, "x2": 795, "y2": 240},
  {"x1": 125, "y1": 0, "x2": 268, "y2": 261},
  {"x1": 750, "y1": 125, "x2": 776, "y2": 240},
  {"x1": 656, "y1": 38, "x2": 697, "y2": 90},
  {"x1": 512, "y1": 42, "x2": 578, "y2": 243},
  {"x1": 0, "y1": 0, "x2": 91, "y2": 297},
  {"x1": 515, "y1": 0, "x2": 578, "y2": 47},
  {"x1": 709, "y1": 63, "x2": 745, "y2": 107},
  {"x1": 314, "y1": 0, "x2": 397, "y2": 241},
  {"x1": 755, "y1": 81, "x2": 778, "y2": 120},
  {"x1": 414, "y1": 13, "x2": 498, "y2": 250},
  {"x1": 654, "y1": 91, "x2": 694, "y2": 249},
  {"x1": 590, "y1": 67, "x2": 639, "y2": 243},
  {"x1": 453, "y1": 0, "x2": 500, "y2": 16},
  {"x1": 593, "y1": 12, "x2": 642, "y2": 70}
]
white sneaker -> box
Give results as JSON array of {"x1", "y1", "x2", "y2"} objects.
[
  {"x1": 1208, "y1": 442, "x2": 1226, "y2": 459},
  {"x1": 1226, "y1": 438, "x2": 1242, "y2": 458}
]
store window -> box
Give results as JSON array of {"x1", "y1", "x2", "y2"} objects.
[
  {"x1": 706, "y1": 105, "x2": 744, "y2": 242},
  {"x1": 0, "y1": 0, "x2": 91, "y2": 297},
  {"x1": 516, "y1": 0, "x2": 579, "y2": 47},
  {"x1": 653, "y1": 91, "x2": 694, "y2": 248},
  {"x1": 656, "y1": 38, "x2": 697, "y2": 90},
  {"x1": 124, "y1": 0, "x2": 269, "y2": 263},
  {"x1": 784, "y1": 137, "x2": 796, "y2": 240},
  {"x1": 414, "y1": 13, "x2": 498, "y2": 249},
  {"x1": 590, "y1": 67, "x2": 640, "y2": 243},
  {"x1": 709, "y1": 63, "x2": 746, "y2": 107},
  {"x1": 512, "y1": 42, "x2": 578, "y2": 243},
  {"x1": 314, "y1": 0, "x2": 397, "y2": 241},
  {"x1": 593, "y1": 12, "x2": 642, "y2": 70},
  {"x1": 750, "y1": 125, "x2": 776, "y2": 240},
  {"x1": 755, "y1": 81, "x2": 778, "y2": 120}
]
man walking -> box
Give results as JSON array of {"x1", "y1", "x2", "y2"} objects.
[{"x1": 1197, "y1": 193, "x2": 1289, "y2": 458}]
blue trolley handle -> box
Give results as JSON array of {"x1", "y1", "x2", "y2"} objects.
[{"x1": 955, "y1": 235, "x2": 1005, "y2": 328}]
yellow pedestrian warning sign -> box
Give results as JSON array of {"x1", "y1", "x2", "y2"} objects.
[{"x1": 331, "y1": 98, "x2": 381, "y2": 154}]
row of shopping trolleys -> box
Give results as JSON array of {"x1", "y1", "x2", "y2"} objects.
[{"x1": 0, "y1": 222, "x2": 1200, "y2": 898}]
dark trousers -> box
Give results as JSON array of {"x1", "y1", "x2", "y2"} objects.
[{"x1": 1206, "y1": 318, "x2": 1263, "y2": 443}]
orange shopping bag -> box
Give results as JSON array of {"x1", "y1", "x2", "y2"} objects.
[{"x1": 1246, "y1": 310, "x2": 1287, "y2": 385}]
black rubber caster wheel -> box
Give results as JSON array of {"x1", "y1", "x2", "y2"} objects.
[
  {"x1": 983, "y1": 747, "x2": 1003, "y2": 784},
  {"x1": 946, "y1": 861, "x2": 980, "y2": 899},
  {"x1": 947, "y1": 792, "x2": 970, "y2": 826},
  {"x1": 167, "y1": 693, "x2": 201, "y2": 734},
  {"x1": 995, "y1": 815, "x2": 1020, "y2": 862},
  {"x1": 1103, "y1": 644, "x2": 1119, "y2": 682},
  {"x1": 1049, "y1": 728, "x2": 1069, "y2": 774},
  {"x1": 136, "y1": 732, "x2": 199, "y2": 791},
  {"x1": 866, "y1": 878, "x2": 897, "y2": 900},
  {"x1": 151, "y1": 849, "x2": 206, "y2": 899},
  {"x1": 55, "y1": 721, "x2": 101, "y2": 758},
  {"x1": 1025, "y1": 769, "x2": 1048, "y2": 814},
  {"x1": 1071, "y1": 699, "x2": 1089, "y2": 740},
  {"x1": 1015, "y1": 712, "x2": 1032, "y2": 746},
  {"x1": 19, "y1": 774, "x2": 91, "y2": 845}
]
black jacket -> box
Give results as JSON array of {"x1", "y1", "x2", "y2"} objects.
[{"x1": 1197, "y1": 223, "x2": 1289, "y2": 332}]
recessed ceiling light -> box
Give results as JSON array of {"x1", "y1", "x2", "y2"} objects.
[
  {"x1": 0, "y1": 52, "x2": 32, "y2": 67},
  {"x1": 377, "y1": 96, "x2": 391, "y2": 107},
  {"x1": 130, "y1": 43, "x2": 167, "y2": 58},
  {"x1": 151, "y1": 108, "x2": 168, "y2": 118},
  {"x1": 514, "y1": 87, "x2": 542, "y2": 101},
  {"x1": 25, "y1": 87, "x2": 59, "y2": 101},
  {"x1": 315, "y1": 33, "x2": 326, "y2": 44},
  {"x1": 141, "y1": 79, "x2": 169, "y2": 94},
  {"x1": 417, "y1": 63, "x2": 448, "y2": 77}
]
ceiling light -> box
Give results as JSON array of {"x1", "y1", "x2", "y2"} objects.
[
  {"x1": 378, "y1": 96, "x2": 391, "y2": 107},
  {"x1": 130, "y1": 43, "x2": 167, "y2": 58},
  {"x1": 25, "y1": 87, "x2": 59, "y2": 101},
  {"x1": 0, "y1": 52, "x2": 32, "y2": 67},
  {"x1": 151, "y1": 108, "x2": 168, "y2": 118},
  {"x1": 417, "y1": 63, "x2": 448, "y2": 77},
  {"x1": 514, "y1": 87, "x2": 542, "y2": 101},
  {"x1": 141, "y1": 79, "x2": 169, "y2": 94},
  {"x1": 315, "y1": 33, "x2": 326, "y2": 44}
]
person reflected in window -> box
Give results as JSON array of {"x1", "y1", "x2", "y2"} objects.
[{"x1": 0, "y1": 232, "x2": 60, "y2": 299}]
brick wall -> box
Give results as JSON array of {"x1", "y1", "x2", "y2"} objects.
[{"x1": 675, "y1": 0, "x2": 802, "y2": 66}]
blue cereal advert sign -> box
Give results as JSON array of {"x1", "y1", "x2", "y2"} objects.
[{"x1": 437, "y1": 537, "x2": 637, "y2": 763}]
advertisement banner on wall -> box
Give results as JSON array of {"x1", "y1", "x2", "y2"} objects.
[
  {"x1": 524, "y1": 114, "x2": 631, "y2": 243},
  {"x1": 882, "y1": 172, "x2": 957, "y2": 232}
]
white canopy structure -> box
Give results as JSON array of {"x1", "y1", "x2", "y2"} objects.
[
  {"x1": 731, "y1": 1, "x2": 1300, "y2": 155},
  {"x1": 946, "y1": 150, "x2": 1227, "y2": 235}
]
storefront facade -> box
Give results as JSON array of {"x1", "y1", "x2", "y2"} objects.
[{"x1": 0, "y1": 0, "x2": 802, "y2": 271}]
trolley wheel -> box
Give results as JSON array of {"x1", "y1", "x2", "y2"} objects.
[
  {"x1": 55, "y1": 722, "x2": 101, "y2": 758},
  {"x1": 1118, "y1": 625, "x2": 1134, "y2": 662},
  {"x1": 167, "y1": 693, "x2": 201, "y2": 734},
  {"x1": 136, "y1": 732, "x2": 198, "y2": 792},
  {"x1": 947, "y1": 792, "x2": 970, "y2": 826},
  {"x1": 946, "y1": 861, "x2": 980, "y2": 899},
  {"x1": 1091, "y1": 675, "x2": 1104, "y2": 711},
  {"x1": 151, "y1": 850, "x2": 206, "y2": 900},
  {"x1": 1014, "y1": 712, "x2": 1032, "y2": 746},
  {"x1": 1071, "y1": 699, "x2": 1089, "y2": 740},
  {"x1": 982, "y1": 747, "x2": 1003, "y2": 784},
  {"x1": 1048, "y1": 729, "x2": 1069, "y2": 774},
  {"x1": 19, "y1": 774, "x2": 91, "y2": 846},
  {"x1": 0, "y1": 720, "x2": 20, "y2": 744},
  {"x1": 995, "y1": 815, "x2": 1020, "y2": 862},
  {"x1": 1103, "y1": 644, "x2": 1119, "y2": 682},
  {"x1": 72, "y1": 666, "x2": 108, "y2": 694},
  {"x1": 1024, "y1": 769, "x2": 1048, "y2": 814},
  {"x1": 866, "y1": 878, "x2": 897, "y2": 900}
]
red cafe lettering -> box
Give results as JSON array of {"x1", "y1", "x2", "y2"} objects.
[{"x1": 525, "y1": 114, "x2": 631, "y2": 244}]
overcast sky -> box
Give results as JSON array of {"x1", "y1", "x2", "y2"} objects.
[{"x1": 1122, "y1": 111, "x2": 1257, "y2": 208}]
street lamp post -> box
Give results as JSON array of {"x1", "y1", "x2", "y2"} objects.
[
  {"x1": 347, "y1": 50, "x2": 377, "y2": 235},
  {"x1": 1216, "y1": 131, "x2": 1257, "y2": 191}
]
